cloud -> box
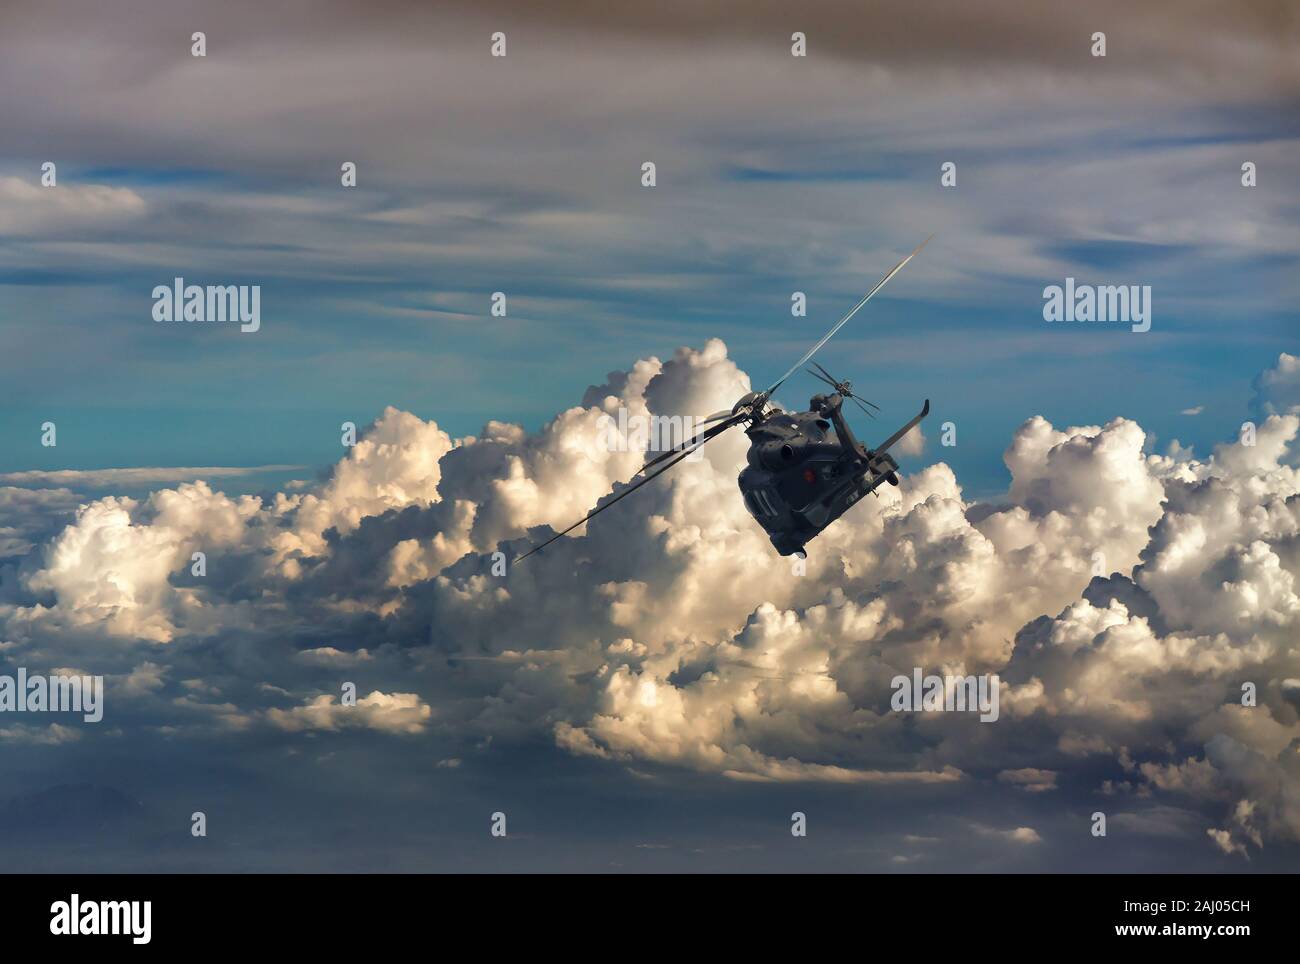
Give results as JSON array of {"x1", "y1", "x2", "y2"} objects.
[
  {"x1": 997, "y1": 768, "x2": 1059, "y2": 793},
  {"x1": 2, "y1": 341, "x2": 1297, "y2": 859},
  {"x1": 0, "y1": 466, "x2": 305, "y2": 488},
  {"x1": 119, "y1": 661, "x2": 166, "y2": 696},
  {"x1": 893, "y1": 424, "x2": 926, "y2": 457},
  {"x1": 296, "y1": 647, "x2": 373, "y2": 666},
  {"x1": 0, "y1": 175, "x2": 145, "y2": 234},
  {"x1": 17, "y1": 482, "x2": 263, "y2": 642},
  {"x1": 972, "y1": 823, "x2": 1043, "y2": 845},
  {"x1": 0, "y1": 723, "x2": 82, "y2": 745},
  {"x1": 265, "y1": 691, "x2": 433, "y2": 735},
  {"x1": 1207, "y1": 827, "x2": 1248, "y2": 857},
  {"x1": 0, "y1": 486, "x2": 81, "y2": 560},
  {"x1": 1251, "y1": 352, "x2": 1300, "y2": 418}
]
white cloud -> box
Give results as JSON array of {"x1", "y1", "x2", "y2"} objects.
[
  {"x1": 296, "y1": 647, "x2": 373, "y2": 666},
  {"x1": 973, "y1": 824, "x2": 1043, "y2": 845},
  {"x1": 265, "y1": 691, "x2": 432, "y2": 735},
  {"x1": 22, "y1": 482, "x2": 261, "y2": 641},
  {"x1": 1251, "y1": 352, "x2": 1300, "y2": 417},
  {"x1": 0, "y1": 465, "x2": 303, "y2": 487},
  {"x1": 893, "y1": 423, "x2": 926, "y2": 457},
  {"x1": 0, "y1": 176, "x2": 145, "y2": 233},
  {"x1": 3, "y1": 341, "x2": 1297, "y2": 856},
  {"x1": 0, "y1": 722, "x2": 82, "y2": 744}
]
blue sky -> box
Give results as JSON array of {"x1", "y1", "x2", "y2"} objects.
[{"x1": 0, "y1": 6, "x2": 1295, "y2": 499}]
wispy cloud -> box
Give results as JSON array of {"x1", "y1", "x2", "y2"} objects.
[{"x1": 0, "y1": 465, "x2": 305, "y2": 487}]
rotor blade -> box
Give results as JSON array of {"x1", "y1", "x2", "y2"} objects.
[
  {"x1": 811, "y1": 361, "x2": 840, "y2": 386},
  {"x1": 849, "y1": 395, "x2": 877, "y2": 418},
  {"x1": 701, "y1": 409, "x2": 733, "y2": 425},
  {"x1": 871, "y1": 399, "x2": 930, "y2": 456},
  {"x1": 641, "y1": 412, "x2": 744, "y2": 472},
  {"x1": 805, "y1": 364, "x2": 878, "y2": 418},
  {"x1": 805, "y1": 366, "x2": 839, "y2": 390},
  {"x1": 811, "y1": 361, "x2": 880, "y2": 412},
  {"x1": 764, "y1": 236, "x2": 931, "y2": 397},
  {"x1": 515, "y1": 428, "x2": 730, "y2": 563},
  {"x1": 806, "y1": 367, "x2": 876, "y2": 417},
  {"x1": 851, "y1": 391, "x2": 881, "y2": 411}
]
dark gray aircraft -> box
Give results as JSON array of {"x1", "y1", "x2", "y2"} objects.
[{"x1": 518, "y1": 238, "x2": 931, "y2": 561}]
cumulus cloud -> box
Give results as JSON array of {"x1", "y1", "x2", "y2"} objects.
[
  {"x1": 20, "y1": 482, "x2": 261, "y2": 642},
  {"x1": 0, "y1": 485, "x2": 80, "y2": 560},
  {"x1": 1251, "y1": 352, "x2": 1300, "y2": 418},
  {"x1": 1, "y1": 340, "x2": 1297, "y2": 859}
]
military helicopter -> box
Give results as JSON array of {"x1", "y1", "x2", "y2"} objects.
[{"x1": 517, "y1": 238, "x2": 931, "y2": 561}]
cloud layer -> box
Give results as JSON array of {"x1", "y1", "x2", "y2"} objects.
[{"x1": 2, "y1": 343, "x2": 1296, "y2": 862}]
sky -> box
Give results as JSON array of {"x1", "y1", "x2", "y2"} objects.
[{"x1": 0, "y1": 0, "x2": 1298, "y2": 871}]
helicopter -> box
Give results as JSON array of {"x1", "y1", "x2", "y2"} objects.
[{"x1": 517, "y1": 237, "x2": 931, "y2": 561}]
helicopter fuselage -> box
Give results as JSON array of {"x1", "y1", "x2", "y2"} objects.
[{"x1": 738, "y1": 393, "x2": 899, "y2": 556}]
